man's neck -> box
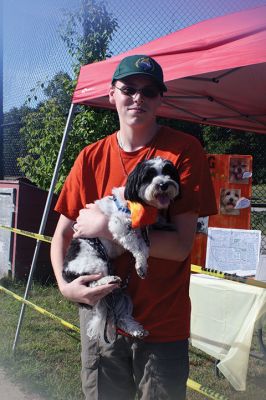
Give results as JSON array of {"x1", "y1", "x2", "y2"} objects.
[{"x1": 118, "y1": 123, "x2": 160, "y2": 152}]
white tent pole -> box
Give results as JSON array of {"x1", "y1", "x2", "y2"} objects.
[{"x1": 12, "y1": 103, "x2": 76, "y2": 352}]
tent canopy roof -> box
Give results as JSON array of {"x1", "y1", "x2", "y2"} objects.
[{"x1": 73, "y1": 5, "x2": 266, "y2": 134}]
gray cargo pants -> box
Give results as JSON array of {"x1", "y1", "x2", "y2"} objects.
[{"x1": 79, "y1": 307, "x2": 189, "y2": 400}]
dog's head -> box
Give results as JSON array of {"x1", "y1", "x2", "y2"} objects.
[
  {"x1": 220, "y1": 188, "x2": 240, "y2": 210},
  {"x1": 124, "y1": 157, "x2": 180, "y2": 209},
  {"x1": 229, "y1": 159, "x2": 248, "y2": 181}
]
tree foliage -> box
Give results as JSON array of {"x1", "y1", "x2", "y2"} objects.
[
  {"x1": 3, "y1": 106, "x2": 32, "y2": 176},
  {"x1": 18, "y1": 101, "x2": 118, "y2": 192},
  {"x1": 43, "y1": 72, "x2": 73, "y2": 114},
  {"x1": 17, "y1": 0, "x2": 118, "y2": 192},
  {"x1": 60, "y1": 0, "x2": 118, "y2": 72}
]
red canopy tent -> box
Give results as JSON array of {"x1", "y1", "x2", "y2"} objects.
[
  {"x1": 73, "y1": 5, "x2": 266, "y2": 134},
  {"x1": 13, "y1": 5, "x2": 266, "y2": 350}
]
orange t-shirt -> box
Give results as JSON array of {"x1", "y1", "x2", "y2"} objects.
[{"x1": 55, "y1": 126, "x2": 217, "y2": 342}]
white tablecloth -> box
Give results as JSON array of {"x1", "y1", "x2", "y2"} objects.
[{"x1": 190, "y1": 274, "x2": 266, "y2": 390}]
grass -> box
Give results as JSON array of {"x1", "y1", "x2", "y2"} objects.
[
  {"x1": 0, "y1": 278, "x2": 82, "y2": 400},
  {"x1": 0, "y1": 277, "x2": 265, "y2": 400}
]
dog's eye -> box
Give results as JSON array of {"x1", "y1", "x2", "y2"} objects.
[
  {"x1": 143, "y1": 168, "x2": 157, "y2": 182},
  {"x1": 226, "y1": 191, "x2": 231, "y2": 196},
  {"x1": 162, "y1": 165, "x2": 172, "y2": 175},
  {"x1": 162, "y1": 163, "x2": 179, "y2": 181}
]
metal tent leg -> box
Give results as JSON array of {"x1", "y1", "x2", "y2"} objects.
[{"x1": 12, "y1": 103, "x2": 76, "y2": 352}]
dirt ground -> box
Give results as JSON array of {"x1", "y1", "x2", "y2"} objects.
[{"x1": 0, "y1": 367, "x2": 45, "y2": 400}]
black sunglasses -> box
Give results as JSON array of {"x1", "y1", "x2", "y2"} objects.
[{"x1": 114, "y1": 85, "x2": 161, "y2": 99}]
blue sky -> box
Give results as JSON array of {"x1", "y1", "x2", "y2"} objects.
[{"x1": 3, "y1": 0, "x2": 266, "y2": 111}]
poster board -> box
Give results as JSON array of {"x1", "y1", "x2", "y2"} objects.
[{"x1": 191, "y1": 154, "x2": 253, "y2": 267}]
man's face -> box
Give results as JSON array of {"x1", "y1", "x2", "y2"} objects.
[{"x1": 109, "y1": 75, "x2": 162, "y2": 128}]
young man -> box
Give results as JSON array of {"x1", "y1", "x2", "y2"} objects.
[{"x1": 51, "y1": 55, "x2": 217, "y2": 400}]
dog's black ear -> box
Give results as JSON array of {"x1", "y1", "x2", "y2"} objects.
[
  {"x1": 163, "y1": 160, "x2": 181, "y2": 198},
  {"x1": 124, "y1": 161, "x2": 146, "y2": 202}
]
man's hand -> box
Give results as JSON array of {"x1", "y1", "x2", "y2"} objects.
[
  {"x1": 59, "y1": 274, "x2": 119, "y2": 306},
  {"x1": 73, "y1": 204, "x2": 112, "y2": 240}
]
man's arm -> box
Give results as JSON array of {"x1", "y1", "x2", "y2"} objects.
[
  {"x1": 73, "y1": 205, "x2": 198, "y2": 263},
  {"x1": 149, "y1": 212, "x2": 198, "y2": 261},
  {"x1": 50, "y1": 214, "x2": 119, "y2": 306}
]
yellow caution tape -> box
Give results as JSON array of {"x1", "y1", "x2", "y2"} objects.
[
  {"x1": 191, "y1": 264, "x2": 266, "y2": 290},
  {"x1": 0, "y1": 225, "x2": 52, "y2": 243},
  {"x1": 0, "y1": 285, "x2": 80, "y2": 334},
  {"x1": 187, "y1": 378, "x2": 229, "y2": 400},
  {"x1": 0, "y1": 285, "x2": 228, "y2": 399},
  {"x1": 0, "y1": 225, "x2": 265, "y2": 290}
]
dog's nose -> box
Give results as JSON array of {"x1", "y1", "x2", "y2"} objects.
[{"x1": 159, "y1": 182, "x2": 169, "y2": 191}]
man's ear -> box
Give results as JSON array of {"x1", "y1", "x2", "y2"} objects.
[{"x1": 109, "y1": 85, "x2": 116, "y2": 105}]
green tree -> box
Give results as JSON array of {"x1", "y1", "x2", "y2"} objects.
[
  {"x1": 17, "y1": 0, "x2": 118, "y2": 192},
  {"x1": 43, "y1": 72, "x2": 73, "y2": 114},
  {"x1": 60, "y1": 0, "x2": 118, "y2": 72},
  {"x1": 18, "y1": 101, "x2": 118, "y2": 192}
]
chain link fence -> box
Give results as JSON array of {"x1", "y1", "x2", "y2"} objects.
[{"x1": 2, "y1": 0, "x2": 266, "y2": 251}]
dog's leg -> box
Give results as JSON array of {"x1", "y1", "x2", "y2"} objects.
[
  {"x1": 112, "y1": 290, "x2": 149, "y2": 338},
  {"x1": 108, "y1": 213, "x2": 149, "y2": 278},
  {"x1": 63, "y1": 238, "x2": 122, "y2": 287},
  {"x1": 89, "y1": 275, "x2": 121, "y2": 287},
  {"x1": 87, "y1": 290, "x2": 149, "y2": 343}
]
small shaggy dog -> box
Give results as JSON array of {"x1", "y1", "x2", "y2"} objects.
[
  {"x1": 63, "y1": 157, "x2": 180, "y2": 343},
  {"x1": 220, "y1": 188, "x2": 241, "y2": 215},
  {"x1": 229, "y1": 158, "x2": 250, "y2": 183}
]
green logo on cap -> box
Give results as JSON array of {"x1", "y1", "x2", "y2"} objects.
[{"x1": 135, "y1": 57, "x2": 155, "y2": 72}]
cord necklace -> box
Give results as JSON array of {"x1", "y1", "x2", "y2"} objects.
[{"x1": 116, "y1": 129, "x2": 159, "y2": 178}]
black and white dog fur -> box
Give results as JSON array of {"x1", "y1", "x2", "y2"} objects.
[{"x1": 63, "y1": 157, "x2": 180, "y2": 343}]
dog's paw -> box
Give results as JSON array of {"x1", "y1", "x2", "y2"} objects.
[
  {"x1": 129, "y1": 329, "x2": 149, "y2": 339},
  {"x1": 118, "y1": 316, "x2": 149, "y2": 339},
  {"x1": 136, "y1": 266, "x2": 147, "y2": 279},
  {"x1": 90, "y1": 275, "x2": 121, "y2": 288},
  {"x1": 136, "y1": 261, "x2": 148, "y2": 279}
]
